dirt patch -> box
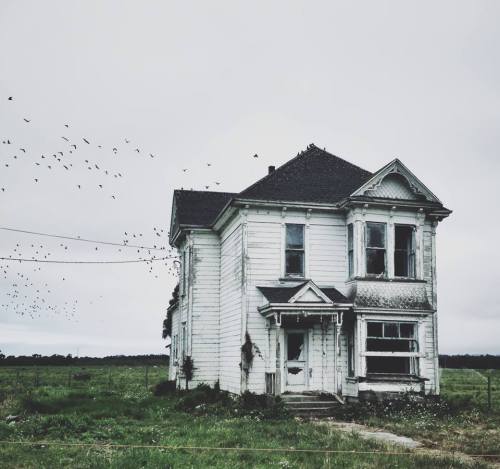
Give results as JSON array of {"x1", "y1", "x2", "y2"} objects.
[{"x1": 315, "y1": 420, "x2": 499, "y2": 468}]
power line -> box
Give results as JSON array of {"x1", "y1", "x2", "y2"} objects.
[
  {"x1": 0, "y1": 226, "x2": 167, "y2": 251},
  {"x1": 0, "y1": 256, "x2": 177, "y2": 265}
]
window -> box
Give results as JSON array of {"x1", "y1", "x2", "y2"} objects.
[
  {"x1": 366, "y1": 223, "x2": 386, "y2": 275},
  {"x1": 181, "y1": 249, "x2": 188, "y2": 295},
  {"x1": 347, "y1": 334, "x2": 355, "y2": 377},
  {"x1": 394, "y1": 225, "x2": 415, "y2": 278},
  {"x1": 366, "y1": 321, "x2": 419, "y2": 375},
  {"x1": 285, "y1": 224, "x2": 305, "y2": 277},
  {"x1": 172, "y1": 334, "x2": 178, "y2": 360},
  {"x1": 181, "y1": 324, "x2": 187, "y2": 359},
  {"x1": 347, "y1": 224, "x2": 354, "y2": 278}
]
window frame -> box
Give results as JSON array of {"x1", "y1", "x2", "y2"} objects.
[
  {"x1": 365, "y1": 222, "x2": 387, "y2": 276},
  {"x1": 394, "y1": 224, "x2": 416, "y2": 279},
  {"x1": 284, "y1": 223, "x2": 305, "y2": 278},
  {"x1": 347, "y1": 223, "x2": 354, "y2": 278},
  {"x1": 365, "y1": 321, "x2": 420, "y2": 376}
]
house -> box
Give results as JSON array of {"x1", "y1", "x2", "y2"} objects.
[{"x1": 167, "y1": 144, "x2": 451, "y2": 400}]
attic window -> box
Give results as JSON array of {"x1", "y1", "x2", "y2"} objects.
[{"x1": 285, "y1": 224, "x2": 304, "y2": 277}]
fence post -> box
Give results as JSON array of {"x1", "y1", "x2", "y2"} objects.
[
  {"x1": 487, "y1": 375, "x2": 492, "y2": 410},
  {"x1": 145, "y1": 365, "x2": 149, "y2": 389}
]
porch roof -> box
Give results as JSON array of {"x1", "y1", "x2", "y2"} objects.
[{"x1": 257, "y1": 280, "x2": 352, "y2": 318}]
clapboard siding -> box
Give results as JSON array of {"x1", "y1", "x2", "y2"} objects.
[
  {"x1": 218, "y1": 215, "x2": 243, "y2": 394},
  {"x1": 189, "y1": 231, "x2": 221, "y2": 386}
]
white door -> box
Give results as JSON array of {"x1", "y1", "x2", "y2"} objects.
[{"x1": 285, "y1": 330, "x2": 308, "y2": 391}]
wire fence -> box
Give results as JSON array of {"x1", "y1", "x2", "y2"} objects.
[
  {"x1": 440, "y1": 368, "x2": 499, "y2": 410},
  {"x1": 0, "y1": 365, "x2": 168, "y2": 394}
]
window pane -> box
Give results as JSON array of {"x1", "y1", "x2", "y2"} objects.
[
  {"x1": 367, "y1": 322, "x2": 383, "y2": 337},
  {"x1": 384, "y1": 323, "x2": 399, "y2": 338},
  {"x1": 367, "y1": 223, "x2": 385, "y2": 248},
  {"x1": 394, "y1": 250, "x2": 408, "y2": 277},
  {"x1": 400, "y1": 323, "x2": 415, "y2": 338},
  {"x1": 366, "y1": 249, "x2": 385, "y2": 274},
  {"x1": 348, "y1": 251, "x2": 354, "y2": 277},
  {"x1": 287, "y1": 333, "x2": 305, "y2": 361},
  {"x1": 367, "y1": 338, "x2": 414, "y2": 352},
  {"x1": 347, "y1": 224, "x2": 353, "y2": 250},
  {"x1": 286, "y1": 251, "x2": 304, "y2": 276},
  {"x1": 286, "y1": 224, "x2": 304, "y2": 249},
  {"x1": 395, "y1": 225, "x2": 414, "y2": 250},
  {"x1": 366, "y1": 356, "x2": 411, "y2": 374}
]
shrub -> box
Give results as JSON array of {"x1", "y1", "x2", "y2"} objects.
[
  {"x1": 153, "y1": 380, "x2": 177, "y2": 396},
  {"x1": 176, "y1": 383, "x2": 230, "y2": 411}
]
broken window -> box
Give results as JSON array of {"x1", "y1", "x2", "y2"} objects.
[
  {"x1": 366, "y1": 222, "x2": 386, "y2": 275},
  {"x1": 366, "y1": 321, "x2": 419, "y2": 375},
  {"x1": 287, "y1": 333, "x2": 305, "y2": 361},
  {"x1": 347, "y1": 223, "x2": 354, "y2": 278},
  {"x1": 394, "y1": 225, "x2": 416, "y2": 278},
  {"x1": 285, "y1": 224, "x2": 305, "y2": 277}
]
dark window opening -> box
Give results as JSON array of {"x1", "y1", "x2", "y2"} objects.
[
  {"x1": 287, "y1": 333, "x2": 305, "y2": 361},
  {"x1": 347, "y1": 224, "x2": 354, "y2": 278},
  {"x1": 285, "y1": 224, "x2": 304, "y2": 276},
  {"x1": 347, "y1": 334, "x2": 354, "y2": 377},
  {"x1": 394, "y1": 225, "x2": 415, "y2": 277},
  {"x1": 367, "y1": 356, "x2": 412, "y2": 374},
  {"x1": 366, "y1": 222, "x2": 386, "y2": 275}
]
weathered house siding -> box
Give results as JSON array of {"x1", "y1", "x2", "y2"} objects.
[
  {"x1": 218, "y1": 215, "x2": 244, "y2": 394},
  {"x1": 189, "y1": 231, "x2": 221, "y2": 386}
]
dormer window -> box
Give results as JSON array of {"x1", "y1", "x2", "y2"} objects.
[
  {"x1": 366, "y1": 222, "x2": 386, "y2": 276},
  {"x1": 285, "y1": 224, "x2": 304, "y2": 277}
]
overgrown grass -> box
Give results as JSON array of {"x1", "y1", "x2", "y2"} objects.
[{"x1": 0, "y1": 366, "x2": 488, "y2": 468}]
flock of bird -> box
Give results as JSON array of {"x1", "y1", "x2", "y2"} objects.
[{"x1": 1, "y1": 95, "x2": 261, "y2": 320}]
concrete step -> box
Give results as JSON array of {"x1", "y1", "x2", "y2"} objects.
[{"x1": 285, "y1": 401, "x2": 338, "y2": 408}]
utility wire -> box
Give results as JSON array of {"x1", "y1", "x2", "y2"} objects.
[
  {"x1": 0, "y1": 226, "x2": 167, "y2": 251},
  {"x1": 0, "y1": 256, "x2": 177, "y2": 265}
]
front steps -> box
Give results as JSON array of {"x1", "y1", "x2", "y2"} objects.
[{"x1": 281, "y1": 392, "x2": 343, "y2": 418}]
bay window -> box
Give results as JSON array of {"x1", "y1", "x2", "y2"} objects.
[
  {"x1": 366, "y1": 321, "x2": 419, "y2": 375},
  {"x1": 366, "y1": 222, "x2": 386, "y2": 275}
]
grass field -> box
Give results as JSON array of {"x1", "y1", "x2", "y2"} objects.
[{"x1": 0, "y1": 366, "x2": 497, "y2": 468}]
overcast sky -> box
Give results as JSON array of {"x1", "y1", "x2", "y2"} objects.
[{"x1": 0, "y1": 1, "x2": 499, "y2": 357}]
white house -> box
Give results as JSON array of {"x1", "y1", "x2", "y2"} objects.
[{"x1": 167, "y1": 144, "x2": 451, "y2": 400}]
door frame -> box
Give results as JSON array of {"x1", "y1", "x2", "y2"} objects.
[{"x1": 284, "y1": 329, "x2": 309, "y2": 391}]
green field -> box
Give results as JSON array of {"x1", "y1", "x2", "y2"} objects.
[
  {"x1": 0, "y1": 366, "x2": 497, "y2": 468},
  {"x1": 440, "y1": 368, "x2": 500, "y2": 410}
]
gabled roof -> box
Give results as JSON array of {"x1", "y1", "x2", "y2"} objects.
[
  {"x1": 170, "y1": 190, "x2": 236, "y2": 241},
  {"x1": 238, "y1": 144, "x2": 372, "y2": 204},
  {"x1": 258, "y1": 281, "x2": 349, "y2": 305}
]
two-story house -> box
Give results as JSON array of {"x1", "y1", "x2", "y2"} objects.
[{"x1": 167, "y1": 144, "x2": 451, "y2": 400}]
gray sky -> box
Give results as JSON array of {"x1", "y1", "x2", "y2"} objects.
[{"x1": 0, "y1": 0, "x2": 499, "y2": 356}]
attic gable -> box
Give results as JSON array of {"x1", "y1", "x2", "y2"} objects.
[{"x1": 350, "y1": 159, "x2": 441, "y2": 204}]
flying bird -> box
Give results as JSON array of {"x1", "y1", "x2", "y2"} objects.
[
  {"x1": 134, "y1": 148, "x2": 140, "y2": 153},
  {"x1": 61, "y1": 136, "x2": 69, "y2": 141},
  {"x1": 8, "y1": 97, "x2": 13, "y2": 100},
  {"x1": 253, "y1": 154, "x2": 258, "y2": 158},
  {"x1": 125, "y1": 139, "x2": 130, "y2": 143},
  {"x1": 34, "y1": 178, "x2": 38, "y2": 182},
  {"x1": 64, "y1": 124, "x2": 69, "y2": 128},
  {"x1": 23, "y1": 118, "x2": 30, "y2": 123},
  {"x1": 83, "y1": 138, "x2": 90, "y2": 144},
  {"x1": 20, "y1": 148, "x2": 26, "y2": 153}
]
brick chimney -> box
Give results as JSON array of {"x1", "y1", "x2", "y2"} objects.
[{"x1": 268, "y1": 165, "x2": 275, "y2": 175}]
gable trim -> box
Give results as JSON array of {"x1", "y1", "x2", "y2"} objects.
[
  {"x1": 349, "y1": 159, "x2": 442, "y2": 204},
  {"x1": 289, "y1": 280, "x2": 332, "y2": 304}
]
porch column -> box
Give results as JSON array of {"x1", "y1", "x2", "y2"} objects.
[{"x1": 275, "y1": 315, "x2": 281, "y2": 396}]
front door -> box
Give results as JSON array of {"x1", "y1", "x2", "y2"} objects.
[{"x1": 285, "y1": 330, "x2": 308, "y2": 391}]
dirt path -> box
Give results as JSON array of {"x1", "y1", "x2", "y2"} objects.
[{"x1": 315, "y1": 420, "x2": 500, "y2": 468}]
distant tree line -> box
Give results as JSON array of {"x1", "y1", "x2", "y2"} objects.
[
  {"x1": 439, "y1": 354, "x2": 500, "y2": 369},
  {"x1": 0, "y1": 353, "x2": 169, "y2": 367}
]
